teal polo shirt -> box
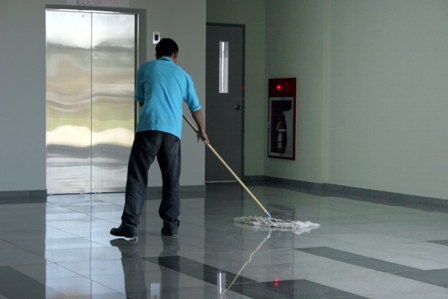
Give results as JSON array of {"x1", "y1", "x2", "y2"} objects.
[{"x1": 134, "y1": 56, "x2": 201, "y2": 139}]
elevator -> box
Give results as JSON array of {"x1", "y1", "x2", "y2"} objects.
[{"x1": 46, "y1": 10, "x2": 137, "y2": 194}]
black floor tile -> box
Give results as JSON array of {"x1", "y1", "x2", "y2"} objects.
[
  {"x1": 297, "y1": 246, "x2": 448, "y2": 290},
  {"x1": 395, "y1": 269, "x2": 448, "y2": 288},
  {"x1": 428, "y1": 240, "x2": 448, "y2": 247},
  {"x1": 296, "y1": 247, "x2": 419, "y2": 273},
  {"x1": 0, "y1": 266, "x2": 57, "y2": 299}
]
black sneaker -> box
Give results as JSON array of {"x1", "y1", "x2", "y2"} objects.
[{"x1": 110, "y1": 225, "x2": 137, "y2": 239}]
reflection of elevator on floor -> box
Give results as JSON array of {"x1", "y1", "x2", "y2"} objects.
[{"x1": 46, "y1": 10, "x2": 137, "y2": 195}]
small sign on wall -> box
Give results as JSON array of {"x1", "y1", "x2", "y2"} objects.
[
  {"x1": 66, "y1": 0, "x2": 130, "y2": 7},
  {"x1": 268, "y1": 78, "x2": 296, "y2": 160}
]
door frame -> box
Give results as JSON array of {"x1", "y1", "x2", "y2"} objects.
[
  {"x1": 45, "y1": 5, "x2": 146, "y2": 194},
  {"x1": 206, "y1": 23, "x2": 246, "y2": 181}
]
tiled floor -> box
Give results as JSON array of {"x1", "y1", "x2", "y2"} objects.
[{"x1": 1, "y1": 182, "x2": 448, "y2": 298}]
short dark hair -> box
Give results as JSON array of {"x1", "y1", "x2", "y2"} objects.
[{"x1": 156, "y1": 38, "x2": 179, "y2": 57}]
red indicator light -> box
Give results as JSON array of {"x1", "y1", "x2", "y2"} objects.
[
  {"x1": 274, "y1": 277, "x2": 279, "y2": 287},
  {"x1": 276, "y1": 84, "x2": 282, "y2": 91}
]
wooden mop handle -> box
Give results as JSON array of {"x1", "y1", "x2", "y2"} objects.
[{"x1": 183, "y1": 115, "x2": 270, "y2": 216}]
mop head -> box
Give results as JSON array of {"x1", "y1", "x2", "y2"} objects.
[
  {"x1": 234, "y1": 221, "x2": 319, "y2": 236},
  {"x1": 234, "y1": 216, "x2": 320, "y2": 231}
]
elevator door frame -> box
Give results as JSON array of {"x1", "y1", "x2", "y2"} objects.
[{"x1": 45, "y1": 5, "x2": 146, "y2": 195}]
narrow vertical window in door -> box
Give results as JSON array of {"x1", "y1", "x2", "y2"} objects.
[{"x1": 219, "y1": 41, "x2": 229, "y2": 93}]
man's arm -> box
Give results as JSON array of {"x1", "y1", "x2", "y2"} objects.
[{"x1": 191, "y1": 110, "x2": 209, "y2": 143}]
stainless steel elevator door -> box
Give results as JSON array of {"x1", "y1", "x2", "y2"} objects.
[{"x1": 46, "y1": 10, "x2": 136, "y2": 194}]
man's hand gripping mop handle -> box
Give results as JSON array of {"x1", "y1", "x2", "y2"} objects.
[{"x1": 183, "y1": 115, "x2": 272, "y2": 219}]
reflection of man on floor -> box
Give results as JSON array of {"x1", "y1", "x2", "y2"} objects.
[
  {"x1": 110, "y1": 239, "x2": 147, "y2": 299},
  {"x1": 111, "y1": 236, "x2": 181, "y2": 299},
  {"x1": 158, "y1": 235, "x2": 181, "y2": 299}
]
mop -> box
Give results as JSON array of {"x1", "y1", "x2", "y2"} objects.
[
  {"x1": 183, "y1": 115, "x2": 319, "y2": 230},
  {"x1": 234, "y1": 220, "x2": 320, "y2": 236},
  {"x1": 234, "y1": 216, "x2": 319, "y2": 230}
]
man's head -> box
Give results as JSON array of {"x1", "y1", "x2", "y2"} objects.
[{"x1": 156, "y1": 38, "x2": 179, "y2": 62}]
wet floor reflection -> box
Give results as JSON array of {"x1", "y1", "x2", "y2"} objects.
[
  {"x1": 110, "y1": 238, "x2": 147, "y2": 299},
  {"x1": 158, "y1": 236, "x2": 181, "y2": 299},
  {"x1": 112, "y1": 236, "x2": 182, "y2": 299},
  {"x1": 2, "y1": 183, "x2": 446, "y2": 298}
]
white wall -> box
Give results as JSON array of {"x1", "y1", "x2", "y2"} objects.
[
  {"x1": 206, "y1": 0, "x2": 266, "y2": 176},
  {"x1": 328, "y1": 0, "x2": 448, "y2": 199},
  {"x1": 6, "y1": 0, "x2": 447, "y2": 201},
  {"x1": 0, "y1": 0, "x2": 206, "y2": 193},
  {"x1": 264, "y1": 0, "x2": 448, "y2": 200}
]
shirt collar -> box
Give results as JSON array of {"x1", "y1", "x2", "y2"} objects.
[{"x1": 159, "y1": 56, "x2": 173, "y2": 62}]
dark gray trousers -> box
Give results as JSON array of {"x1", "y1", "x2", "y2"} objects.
[{"x1": 121, "y1": 130, "x2": 181, "y2": 234}]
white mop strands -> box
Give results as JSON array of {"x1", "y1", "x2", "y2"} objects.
[
  {"x1": 234, "y1": 215, "x2": 320, "y2": 231},
  {"x1": 234, "y1": 220, "x2": 319, "y2": 236}
]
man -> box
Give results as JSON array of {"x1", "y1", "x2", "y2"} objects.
[{"x1": 111, "y1": 38, "x2": 208, "y2": 239}]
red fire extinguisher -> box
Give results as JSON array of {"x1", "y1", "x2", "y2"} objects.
[{"x1": 276, "y1": 116, "x2": 287, "y2": 153}]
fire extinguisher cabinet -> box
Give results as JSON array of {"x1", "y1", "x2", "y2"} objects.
[{"x1": 268, "y1": 78, "x2": 296, "y2": 160}]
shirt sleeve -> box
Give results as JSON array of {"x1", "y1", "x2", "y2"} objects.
[
  {"x1": 134, "y1": 68, "x2": 145, "y2": 103},
  {"x1": 184, "y1": 74, "x2": 201, "y2": 112}
]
